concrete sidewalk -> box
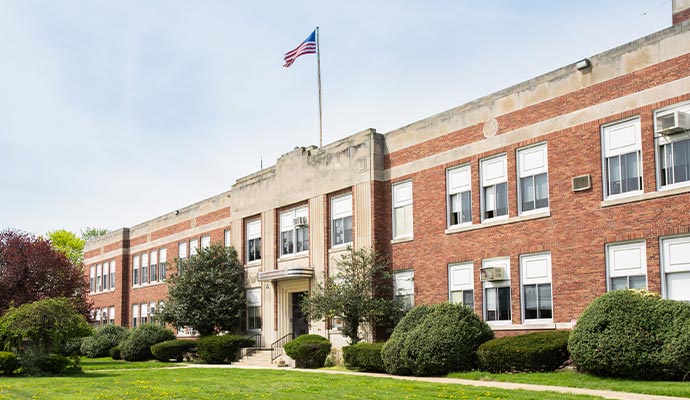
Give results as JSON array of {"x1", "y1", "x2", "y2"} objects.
[{"x1": 186, "y1": 363, "x2": 690, "y2": 400}]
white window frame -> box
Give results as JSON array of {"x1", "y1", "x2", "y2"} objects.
[
  {"x1": 654, "y1": 102, "x2": 690, "y2": 191},
  {"x1": 606, "y1": 241, "x2": 647, "y2": 291},
  {"x1": 201, "y1": 235, "x2": 211, "y2": 250},
  {"x1": 246, "y1": 288, "x2": 262, "y2": 331},
  {"x1": 331, "y1": 193, "x2": 353, "y2": 247},
  {"x1": 393, "y1": 270, "x2": 415, "y2": 310},
  {"x1": 224, "y1": 229, "x2": 232, "y2": 247},
  {"x1": 447, "y1": 165, "x2": 472, "y2": 228},
  {"x1": 141, "y1": 252, "x2": 149, "y2": 285},
  {"x1": 109, "y1": 306, "x2": 115, "y2": 324},
  {"x1": 246, "y1": 219, "x2": 262, "y2": 263},
  {"x1": 89, "y1": 265, "x2": 96, "y2": 293},
  {"x1": 517, "y1": 144, "x2": 549, "y2": 215},
  {"x1": 660, "y1": 235, "x2": 690, "y2": 302},
  {"x1": 601, "y1": 117, "x2": 643, "y2": 200},
  {"x1": 150, "y1": 249, "x2": 158, "y2": 283},
  {"x1": 280, "y1": 206, "x2": 309, "y2": 257},
  {"x1": 392, "y1": 181, "x2": 413, "y2": 240},
  {"x1": 190, "y1": 238, "x2": 199, "y2": 257},
  {"x1": 132, "y1": 255, "x2": 140, "y2": 287},
  {"x1": 96, "y1": 263, "x2": 102, "y2": 292},
  {"x1": 448, "y1": 262, "x2": 474, "y2": 309},
  {"x1": 101, "y1": 262, "x2": 109, "y2": 292},
  {"x1": 520, "y1": 252, "x2": 553, "y2": 323},
  {"x1": 482, "y1": 257, "x2": 511, "y2": 325},
  {"x1": 149, "y1": 301, "x2": 157, "y2": 324},
  {"x1": 480, "y1": 155, "x2": 509, "y2": 222},
  {"x1": 140, "y1": 303, "x2": 148, "y2": 324},
  {"x1": 109, "y1": 260, "x2": 116, "y2": 290},
  {"x1": 132, "y1": 304, "x2": 139, "y2": 328},
  {"x1": 159, "y1": 248, "x2": 167, "y2": 281}
]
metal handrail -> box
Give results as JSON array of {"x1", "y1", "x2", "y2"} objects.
[
  {"x1": 239, "y1": 333, "x2": 263, "y2": 359},
  {"x1": 270, "y1": 333, "x2": 293, "y2": 362}
]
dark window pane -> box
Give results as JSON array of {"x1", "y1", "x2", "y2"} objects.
[
  {"x1": 611, "y1": 277, "x2": 628, "y2": 290},
  {"x1": 608, "y1": 156, "x2": 621, "y2": 195},
  {"x1": 461, "y1": 191, "x2": 472, "y2": 223},
  {"x1": 496, "y1": 183, "x2": 508, "y2": 217},
  {"x1": 521, "y1": 176, "x2": 535, "y2": 212},
  {"x1": 535, "y1": 173, "x2": 549, "y2": 209},
  {"x1": 463, "y1": 290, "x2": 474, "y2": 309},
  {"x1": 538, "y1": 284, "x2": 552, "y2": 319},
  {"x1": 498, "y1": 286, "x2": 511, "y2": 321},
  {"x1": 449, "y1": 193, "x2": 459, "y2": 225},
  {"x1": 629, "y1": 275, "x2": 647, "y2": 289}
]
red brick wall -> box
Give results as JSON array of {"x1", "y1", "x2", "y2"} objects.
[{"x1": 673, "y1": 8, "x2": 690, "y2": 25}]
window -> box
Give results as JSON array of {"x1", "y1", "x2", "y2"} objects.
[
  {"x1": 518, "y1": 144, "x2": 549, "y2": 214},
  {"x1": 109, "y1": 306, "x2": 115, "y2": 324},
  {"x1": 394, "y1": 270, "x2": 414, "y2": 310},
  {"x1": 483, "y1": 257, "x2": 511, "y2": 322},
  {"x1": 661, "y1": 236, "x2": 690, "y2": 302},
  {"x1": 656, "y1": 105, "x2": 690, "y2": 189},
  {"x1": 95, "y1": 308, "x2": 101, "y2": 325},
  {"x1": 140, "y1": 303, "x2": 148, "y2": 324},
  {"x1": 521, "y1": 253, "x2": 553, "y2": 321},
  {"x1": 141, "y1": 252, "x2": 149, "y2": 284},
  {"x1": 96, "y1": 263, "x2": 102, "y2": 291},
  {"x1": 109, "y1": 260, "x2": 115, "y2": 290},
  {"x1": 159, "y1": 248, "x2": 167, "y2": 281},
  {"x1": 101, "y1": 308, "x2": 108, "y2": 326},
  {"x1": 246, "y1": 288, "x2": 262, "y2": 330},
  {"x1": 224, "y1": 229, "x2": 232, "y2": 247},
  {"x1": 132, "y1": 304, "x2": 139, "y2": 328},
  {"x1": 132, "y1": 255, "x2": 140, "y2": 286},
  {"x1": 602, "y1": 118, "x2": 642, "y2": 198},
  {"x1": 150, "y1": 250, "x2": 158, "y2": 283},
  {"x1": 190, "y1": 239, "x2": 199, "y2": 257},
  {"x1": 481, "y1": 155, "x2": 508, "y2": 221},
  {"x1": 102, "y1": 262, "x2": 109, "y2": 291},
  {"x1": 201, "y1": 235, "x2": 211, "y2": 249},
  {"x1": 447, "y1": 166, "x2": 472, "y2": 227},
  {"x1": 178, "y1": 242, "x2": 187, "y2": 275},
  {"x1": 150, "y1": 302, "x2": 157, "y2": 324},
  {"x1": 89, "y1": 265, "x2": 96, "y2": 293},
  {"x1": 246, "y1": 219, "x2": 261, "y2": 263},
  {"x1": 448, "y1": 262, "x2": 474, "y2": 309},
  {"x1": 331, "y1": 194, "x2": 353, "y2": 246},
  {"x1": 392, "y1": 181, "x2": 413, "y2": 239},
  {"x1": 606, "y1": 241, "x2": 647, "y2": 291},
  {"x1": 280, "y1": 206, "x2": 309, "y2": 256}
]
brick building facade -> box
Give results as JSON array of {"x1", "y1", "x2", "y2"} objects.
[{"x1": 85, "y1": 1, "x2": 690, "y2": 346}]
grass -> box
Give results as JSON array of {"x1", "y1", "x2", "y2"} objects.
[
  {"x1": 79, "y1": 357, "x2": 181, "y2": 371},
  {"x1": 447, "y1": 370, "x2": 690, "y2": 399},
  {"x1": 0, "y1": 367, "x2": 604, "y2": 400}
]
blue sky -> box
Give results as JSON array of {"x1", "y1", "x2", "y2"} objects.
[{"x1": 0, "y1": 1, "x2": 672, "y2": 235}]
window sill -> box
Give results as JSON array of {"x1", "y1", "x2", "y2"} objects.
[
  {"x1": 89, "y1": 289, "x2": 116, "y2": 296},
  {"x1": 446, "y1": 211, "x2": 550, "y2": 235},
  {"x1": 278, "y1": 252, "x2": 309, "y2": 262},
  {"x1": 328, "y1": 245, "x2": 351, "y2": 255},
  {"x1": 490, "y1": 321, "x2": 574, "y2": 331},
  {"x1": 391, "y1": 237, "x2": 414, "y2": 245},
  {"x1": 601, "y1": 185, "x2": 690, "y2": 207},
  {"x1": 132, "y1": 281, "x2": 166, "y2": 290},
  {"x1": 246, "y1": 260, "x2": 262, "y2": 268}
]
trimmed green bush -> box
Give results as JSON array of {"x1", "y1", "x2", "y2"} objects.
[
  {"x1": 382, "y1": 303, "x2": 494, "y2": 376},
  {"x1": 197, "y1": 335, "x2": 254, "y2": 364},
  {"x1": 151, "y1": 340, "x2": 197, "y2": 362},
  {"x1": 109, "y1": 346, "x2": 121, "y2": 360},
  {"x1": 18, "y1": 350, "x2": 72, "y2": 375},
  {"x1": 81, "y1": 325, "x2": 129, "y2": 358},
  {"x1": 43, "y1": 354, "x2": 71, "y2": 375},
  {"x1": 284, "y1": 334, "x2": 331, "y2": 369},
  {"x1": 119, "y1": 324, "x2": 175, "y2": 362},
  {"x1": 569, "y1": 289, "x2": 690, "y2": 380},
  {"x1": 0, "y1": 351, "x2": 19, "y2": 375},
  {"x1": 478, "y1": 330, "x2": 570, "y2": 372},
  {"x1": 343, "y1": 342, "x2": 385, "y2": 372}
]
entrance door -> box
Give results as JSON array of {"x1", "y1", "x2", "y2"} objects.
[{"x1": 291, "y1": 292, "x2": 308, "y2": 338}]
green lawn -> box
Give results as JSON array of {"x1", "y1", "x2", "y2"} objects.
[
  {"x1": 0, "y1": 367, "x2": 603, "y2": 400},
  {"x1": 447, "y1": 370, "x2": 690, "y2": 399},
  {"x1": 79, "y1": 357, "x2": 181, "y2": 371}
]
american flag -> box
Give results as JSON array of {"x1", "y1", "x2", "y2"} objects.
[{"x1": 283, "y1": 30, "x2": 317, "y2": 68}]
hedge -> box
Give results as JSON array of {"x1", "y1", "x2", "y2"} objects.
[
  {"x1": 81, "y1": 325, "x2": 129, "y2": 358},
  {"x1": 151, "y1": 340, "x2": 197, "y2": 362},
  {"x1": 109, "y1": 346, "x2": 121, "y2": 360},
  {"x1": 119, "y1": 324, "x2": 175, "y2": 362},
  {"x1": 569, "y1": 289, "x2": 690, "y2": 380},
  {"x1": 0, "y1": 351, "x2": 19, "y2": 375},
  {"x1": 197, "y1": 335, "x2": 254, "y2": 364},
  {"x1": 343, "y1": 342, "x2": 385, "y2": 372},
  {"x1": 477, "y1": 330, "x2": 570, "y2": 372},
  {"x1": 284, "y1": 334, "x2": 332, "y2": 369}
]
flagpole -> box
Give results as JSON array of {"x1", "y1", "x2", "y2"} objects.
[{"x1": 316, "y1": 26, "x2": 323, "y2": 148}]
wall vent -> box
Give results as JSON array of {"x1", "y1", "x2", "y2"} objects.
[{"x1": 572, "y1": 174, "x2": 591, "y2": 192}]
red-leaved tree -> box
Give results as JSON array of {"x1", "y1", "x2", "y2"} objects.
[{"x1": 0, "y1": 229, "x2": 91, "y2": 318}]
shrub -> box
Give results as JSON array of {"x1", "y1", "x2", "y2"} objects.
[
  {"x1": 18, "y1": 350, "x2": 73, "y2": 375},
  {"x1": 284, "y1": 334, "x2": 331, "y2": 369},
  {"x1": 119, "y1": 324, "x2": 175, "y2": 362},
  {"x1": 43, "y1": 354, "x2": 72, "y2": 375},
  {"x1": 61, "y1": 337, "x2": 85, "y2": 356},
  {"x1": 197, "y1": 335, "x2": 254, "y2": 364},
  {"x1": 151, "y1": 340, "x2": 197, "y2": 362},
  {"x1": 81, "y1": 325, "x2": 129, "y2": 358},
  {"x1": 382, "y1": 303, "x2": 494, "y2": 376},
  {"x1": 0, "y1": 351, "x2": 19, "y2": 375},
  {"x1": 343, "y1": 342, "x2": 385, "y2": 372},
  {"x1": 477, "y1": 330, "x2": 570, "y2": 373},
  {"x1": 569, "y1": 289, "x2": 690, "y2": 380},
  {"x1": 109, "y1": 346, "x2": 121, "y2": 360}
]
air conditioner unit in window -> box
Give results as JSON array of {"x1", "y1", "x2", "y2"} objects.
[
  {"x1": 656, "y1": 110, "x2": 690, "y2": 135},
  {"x1": 293, "y1": 216, "x2": 308, "y2": 227},
  {"x1": 480, "y1": 266, "x2": 507, "y2": 282},
  {"x1": 572, "y1": 174, "x2": 592, "y2": 192}
]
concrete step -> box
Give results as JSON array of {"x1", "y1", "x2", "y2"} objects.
[{"x1": 236, "y1": 349, "x2": 275, "y2": 366}]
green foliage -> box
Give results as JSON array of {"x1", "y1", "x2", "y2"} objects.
[
  {"x1": 342, "y1": 342, "x2": 385, "y2": 372},
  {"x1": 0, "y1": 351, "x2": 19, "y2": 375},
  {"x1": 477, "y1": 331, "x2": 570, "y2": 373},
  {"x1": 109, "y1": 346, "x2": 121, "y2": 360},
  {"x1": 382, "y1": 303, "x2": 494, "y2": 376},
  {"x1": 301, "y1": 247, "x2": 404, "y2": 344},
  {"x1": 284, "y1": 334, "x2": 332, "y2": 369},
  {"x1": 196, "y1": 335, "x2": 253, "y2": 364},
  {"x1": 160, "y1": 244, "x2": 245, "y2": 336},
  {"x1": 61, "y1": 337, "x2": 85, "y2": 356},
  {"x1": 0, "y1": 297, "x2": 92, "y2": 354},
  {"x1": 80, "y1": 227, "x2": 109, "y2": 242},
  {"x1": 119, "y1": 324, "x2": 175, "y2": 362},
  {"x1": 151, "y1": 340, "x2": 196, "y2": 362},
  {"x1": 18, "y1": 349, "x2": 76, "y2": 376},
  {"x1": 46, "y1": 229, "x2": 86, "y2": 267},
  {"x1": 80, "y1": 325, "x2": 129, "y2": 358},
  {"x1": 569, "y1": 289, "x2": 690, "y2": 380}
]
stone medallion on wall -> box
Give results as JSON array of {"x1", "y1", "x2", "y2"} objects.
[{"x1": 483, "y1": 118, "x2": 499, "y2": 138}]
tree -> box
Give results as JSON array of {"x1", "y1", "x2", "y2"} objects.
[
  {"x1": 80, "y1": 227, "x2": 108, "y2": 242},
  {"x1": 159, "y1": 244, "x2": 245, "y2": 336},
  {"x1": 46, "y1": 227, "x2": 108, "y2": 267},
  {"x1": 301, "y1": 247, "x2": 403, "y2": 344},
  {"x1": 0, "y1": 297, "x2": 91, "y2": 353},
  {"x1": 0, "y1": 229, "x2": 91, "y2": 317}
]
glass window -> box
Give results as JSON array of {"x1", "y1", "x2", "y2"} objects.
[
  {"x1": 109, "y1": 306, "x2": 115, "y2": 324},
  {"x1": 447, "y1": 166, "x2": 472, "y2": 227},
  {"x1": 481, "y1": 155, "x2": 508, "y2": 221},
  {"x1": 602, "y1": 118, "x2": 642, "y2": 198},
  {"x1": 96, "y1": 263, "x2": 102, "y2": 292},
  {"x1": 141, "y1": 252, "x2": 149, "y2": 284},
  {"x1": 224, "y1": 229, "x2": 232, "y2": 247},
  {"x1": 89, "y1": 265, "x2": 96, "y2": 293},
  {"x1": 246, "y1": 219, "x2": 261, "y2": 262},
  {"x1": 132, "y1": 304, "x2": 139, "y2": 328},
  {"x1": 661, "y1": 236, "x2": 690, "y2": 302},
  {"x1": 190, "y1": 239, "x2": 199, "y2": 257},
  {"x1": 132, "y1": 255, "x2": 140, "y2": 286},
  {"x1": 102, "y1": 262, "x2": 109, "y2": 291},
  {"x1": 521, "y1": 253, "x2": 553, "y2": 321},
  {"x1": 280, "y1": 206, "x2": 309, "y2": 256},
  {"x1": 159, "y1": 248, "x2": 167, "y2": 281},
  {"x1": 150, "y1": 250, "x2": 158, "y2": 283},
  {"x1": 392, "y1": 181, "x2": 413, "y2": 239},
  {"x1": 331, "y1": 194, "x2": 353, "y2": 246},
  {"x1": 109, "y1": 260, "x2": 115, "y2": 290},
  {"x1": 247, "y1": 288, "x2": 262, "y2": 330},
  {"x1": 518, "y1": 144, "x2": 549, "y2": 214},
  {"x1": 606, "y1": 241, "x2": 647, "y2": 291},
  {"x1": 449, "y1": 262, "x2": 474, "y2": 309},
  {"x1": 394, "y1": 270, "x2": 414, "y2": 310},
  {"x1": 483, "y1": 257, "x2": 511, "y2": 322},
  {"x1": 201, "y1": 235, "x2": 211, "y2": 249}
]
